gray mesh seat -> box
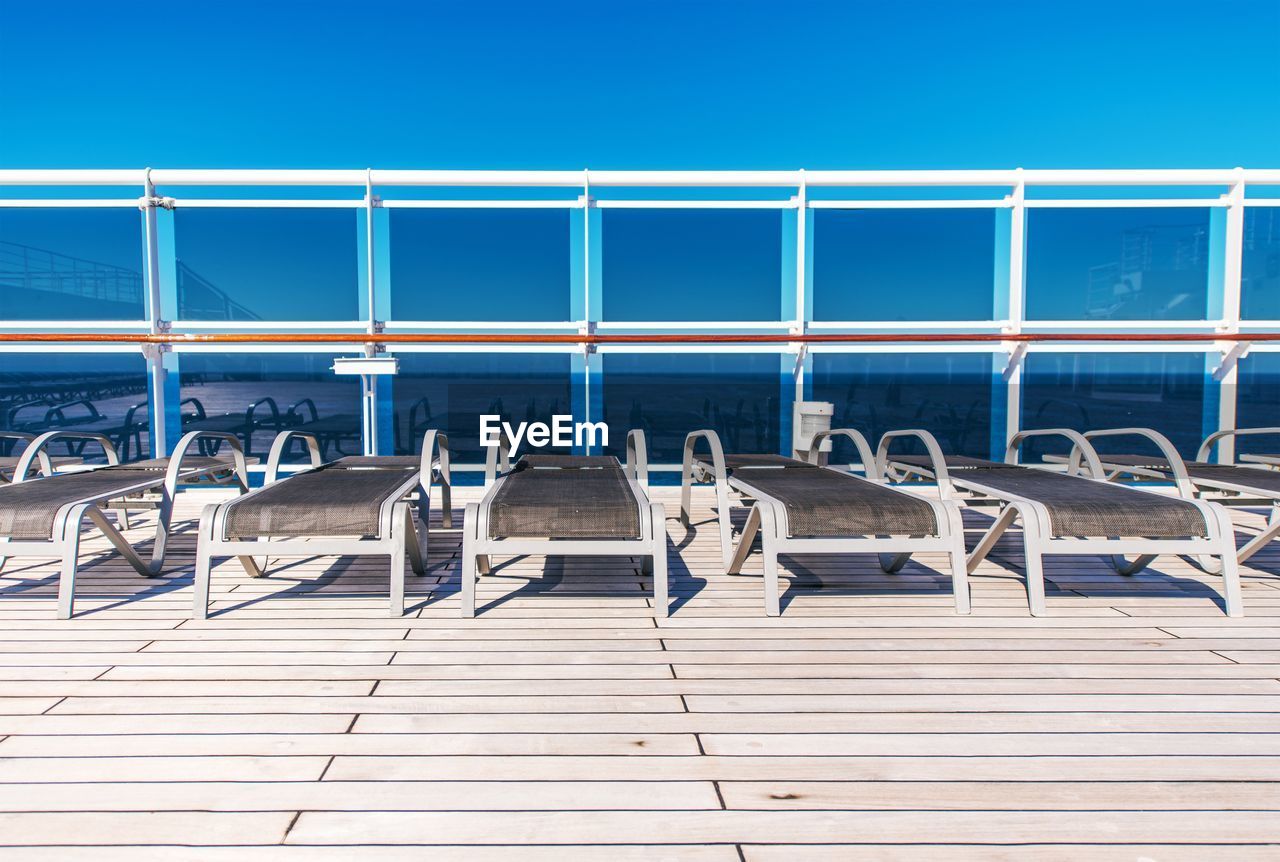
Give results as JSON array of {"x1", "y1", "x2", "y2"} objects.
[
  {"x1": 223, "y1": 462, "x2": 418, "y2": 538},
  {"x1": 728, "y1": 463, "x2": 938, "y2": 537},
  {"x1": 0, "y1": 468, "x2": 163, "y2": 539},
  {"x1": 958, "y1": 467, "x2": 1209, "y2": 538},
  {"x1": 892, "y1": 454, "x2": 1019, "y2": 471},
  {"x1": 488, "y1": 455, "x2": 641, "y2": 539}
]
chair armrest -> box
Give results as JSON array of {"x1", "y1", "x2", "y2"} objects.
[
  {"x1": 682, "y1": 429, "x2": 727, "y2": 487},
  {"x1": 263, "y1": 431, "x2": 322, "y2": 485},
  {"x1": 875, "y1": 429, "x2": 953, "y2": 498},
  {"x1": 12, "y1": 430, "x2": 120, "y2": 483},
  {"x1": 625, "y1": 429, "x2": 649, "y2": 489},
  {"x1": 0, "y1": 432, "x2": 53, "y2": 477},
  {"x1": 1081, "y1": 427, "x2": 1195, "y2": 498},
  {"x1": 418, "y1": 430, "x2": 450, "y2": 484},
  {"x1": 1198, "y1": 427, "x2": 1280, "y2": 463},
  {"x1": 807, "y1": 428, "x2": 878, "y2": 480},
  {"x1": 1008, "y1": 428, "x2": 1106, "y2": 479},
  {"x1": 166, "y1": 430, "x2": 252, "y2": 496},
  {"x1": 483, "y1": 425, "x2": 513, "y2": 488}
]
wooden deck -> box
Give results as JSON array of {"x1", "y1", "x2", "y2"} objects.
[{"x1": 0, "y1": 484, "x2": 1278, "y2": 859}]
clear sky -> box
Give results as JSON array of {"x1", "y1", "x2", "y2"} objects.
[{"x1": 1, "y1": 0, "x2": 1277, "y2": 169}]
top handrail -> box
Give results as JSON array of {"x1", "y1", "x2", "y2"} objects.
[{"x1": 1, "y1": 167, "x2": 1277, "y2": 187}]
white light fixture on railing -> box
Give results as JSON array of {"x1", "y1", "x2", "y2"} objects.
[{"x1": 333, "y1": 356, "x2": 399, "y2": 455}]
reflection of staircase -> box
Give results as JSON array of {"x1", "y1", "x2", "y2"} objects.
[
  {"x1": 0, "y1": 241, "x2": 142, "y2": 305},
  {"x1": 176, "y1": 261, "x2": 262, "y2": 320}
]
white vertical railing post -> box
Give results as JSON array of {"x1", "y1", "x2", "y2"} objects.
[
  {"x1": 793, "y1": 170, "x2": 807, "y2": 335},
  {"x1": 1216, "y1": 168, "x2": 1247, "y2": 462},
  {"x1": 1004, "y1": 170, "x2": 1027, "y2": 449},
  {"x1": 142, "y1": 168, "x2": 169, "y2": 457},
  {"x1": 363, "y1": 168, "x2": 380, "y2": 455}
]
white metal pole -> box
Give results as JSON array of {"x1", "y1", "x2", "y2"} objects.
[
  {"x1": 794, "y1": 170, "x2": 806, "y2": 335},
  {"x1": 142, "y1": 168, "x2": 169, "y2": 456},
  {"x1": 1217, "y1": 168, "x2": 1247, "y2": 461},
  {"x1": 1004, "y1": 170, "x2": 1027, "y2": 450},
  {"x1": 364, "y1": 169, "x2": 379, "y2": 455}
]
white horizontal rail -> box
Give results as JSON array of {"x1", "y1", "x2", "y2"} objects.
[
  {"x1": 2, "y1": 167, "x2": 1278, "y2": 188},
  {"x1": 808, "y1": 199, "x2": 1010, "y2": 209},
  {"x1": 594, "y1": 199, "x2": 797, "y2": 209},
  {"x1": 1023, "y1": 198, "x2": 1227, "y2": 208},
  {"x1": 0, "y1": 199, "x2": 143, "y2": 208},
  {"x1": 380, "y1": 199, "x2": 583, "y2": 209},
  {"x1": 171, "y1": 199, "x2": 365, "y2": 208}
]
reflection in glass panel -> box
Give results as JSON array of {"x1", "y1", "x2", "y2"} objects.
[
  {"x1": 1242, "y1": 207, "x2": 1280, "y2": 319},
  {"x1": 1021, "y1": 353, "x2": 1206, "y2": 459},
  {"x1": 602, "y1": 210, "x2": 782, "y2": 321},
  {"x1": 601, "y1": 354, "x2": 782, "y2": 466},
  {"x1": 1026, "y1": 208, "x2": 1211, "y2": 320},
  {"x1": 0, "y1": 209, "x2": 145, "y2": 320},
  {"x1": 390, "y1": 209, "x2": 571, "y2": 321},
  {"x1": 179, "y1": 353, "x2": 361, "y2": 461},
  {"x1": 811, "y1": 353, "x2": 994, "y2": 461},
  {"x1": 813, "y1": 209, "x2": 995, "y2": 321},
  {"x1": 391, "y1": 354, "x2": 573, "y2": 468},
  {"x1": 0, "y1": 353, "x2": 150, "y2": 463},
  {"x1": 175, "y1": 209, "x2": 359, "y2": 320},
  {"x1": 1236, "y1": 354, "x2": 1280, "y2": 454}
]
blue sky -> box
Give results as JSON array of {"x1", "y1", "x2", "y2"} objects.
[{"x1": 1, "y1": 0, "x2": 1277, "y2": 169}]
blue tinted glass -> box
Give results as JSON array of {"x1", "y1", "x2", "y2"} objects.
[
  {"x1": 603, "y1": 210, "x2": 782, "y2": 321},
  {"x1": 813, "y1": 209, "x2": 995, "y2": 320},
  {"x1": 175, "y1": 209, "x2": 359, "y2": 320},
  {"x1": 1236, "y1": 355, "x2": 1280, "y2": 451},
  {"x1": 179, "y1": 353, "x2": 361, "y2": 461},
  {"x1": 1021, "y1": 352, "x2": 1206, "y2": 459},
  {"x1": 1026, "y1": 208, "x2": 1211, "y2": 320},
  {"x1": 811, "y1": 353, "x2": 994, "y2": 460},
  {"x1": 1242, "y1": 208, "x2": 1280, "y2": 319},
  {"x1": 0, "y1": 352, "x2": 150, "y2": 462},
  {"x1": 390, "y1": 209, "x2": 570, "y2": 321},
  {"x1": 391, "y1": 353, "x2": 573, "y2": 467},
  {"x1": 0, "y1": 208, "x2": 145, "y2": 320},
  {"x1": 601, "y1": 354, "x2": 783, "y2": 464}
]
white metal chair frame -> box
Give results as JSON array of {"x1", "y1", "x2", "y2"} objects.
[
  {"x1": 881, "y1": 428, "x2": 1243, "y2": 618},
  {"x1": 680, "y1": 428, "x2": 969, "y2": 617},
  {"x1": 0, "y1": 429, "x2": 251, "y2": 618},
  {"x1": 1061, "y1": 426, "x2": 1280, "y2": 571},
  {"x1": 460, "y1": 429, "x2": 667, "y2": 619},
  {"x1": 193, "y1": 430, "x2": 451, "y2": 619}
]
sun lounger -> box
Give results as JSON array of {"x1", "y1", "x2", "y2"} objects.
[
  {"x1": 1050, "y1": 427, "x2": 1280, "y2": 570},
  {"x1": 193, "y1": 430, "x2": 452, "y2": 619},
  {"x1": 679, "y1": 428, "x2": 968, "y2": 616},
  {"x1": 459, "y1": 430, "x2": 666, "y2": 618},
  {"x1": 880, "y1": 428, "x2": 1243, "y2": 617},
  {"x1": 0, "y1": 430, "x2": 251, "y2": 618}
]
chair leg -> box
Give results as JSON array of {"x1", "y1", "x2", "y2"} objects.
[
  {"x1": 758, "y1": 506, "x2": 781, "y2": 617},
  {"x1": 1110, "y1": 554, "x2": 1157, "y2": 576},
  {"x1": 652, "y1": 503, "x2": 668, "y2": 618},
  {"x1": 968, "y1": 506, "x2": 1018, "y2": 573},
  {"x1": 461, "y1": 549, "x2": 477, "y2": 618},
  {"x1": 56, "y1": 521, "x2": 84, "y2": 620},
  {"x1": 727, "y1": 504, "x2": 761, "y2": 575},
  {"x1": 389, "y1": 545, "x2": 406, "y2": 618},
  {"x1": 405, "y1": 509, "x2": 426, "y2": 577},
  {"x1": 194, "y1": 544, "x2": 213, "y2": 620},
  {"x1": 1235, "y1": 505, "x2": 1280, "y2": 567},
  {"x1": 1212, "y1": 506, "x2": 1246, "y2": 618},
  {"x1": 947, "y1": 506, "x2": 971, "y2": 614},
  {"x1": 1022, "y1": 524, "x2": 1048, "y2": 617}
]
